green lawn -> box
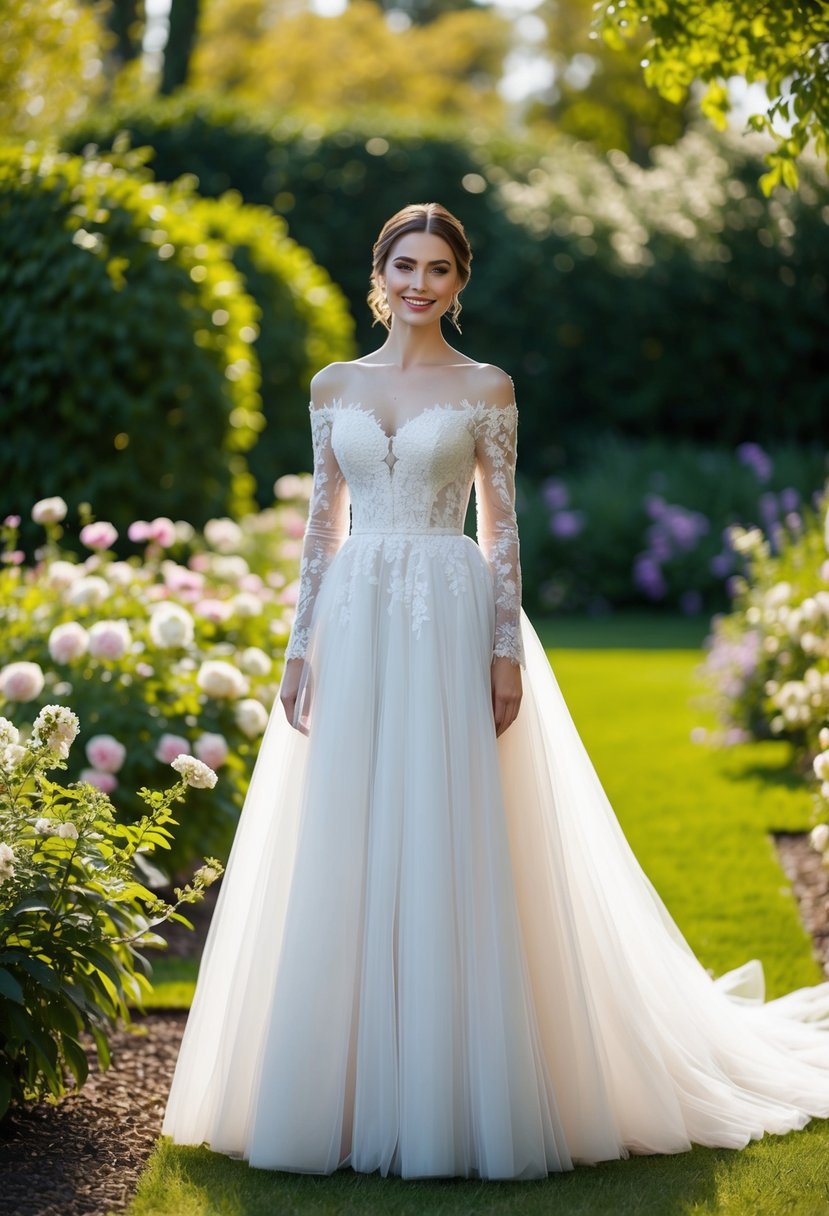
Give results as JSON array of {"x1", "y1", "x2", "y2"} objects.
[{"x1": 125, "y1": 620, "x2": 829, "y2": 1216}]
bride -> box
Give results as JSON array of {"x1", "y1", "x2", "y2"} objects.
[{"x1": 161, "y1": 202, "x2": 829, "y2": 1180}]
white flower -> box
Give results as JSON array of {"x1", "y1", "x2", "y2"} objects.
[
  {"x1": 49, "y1": 621, "x2": 89, "y2": 664},
  {"x1": 196, "y1": 660, "x2": 248, "y2": 700},
  {"x1": 32, "y1": 496, "x2": 68, "y2": 525},
  {"x1": 56, "y1": 822, "x2": 79, "y2": 840},
  {"x1": 210, "y1": 555, "x2": 249, "y2": 581},
  {"x1": 814, "y1": 751, "x2": 829, "y2": 783},
  {"x1": 66, "y1": 575, "x2": 110, "y2": 608},
  {"x1": 810, "y1": 824, "x2": 829, "y2": 853},
  {"x1": 0, "y1": 717, "x2": 19, "y2": 748},
  {"x1": 149, "y1": 603, "x2": 195, "y2": 650},
  {"x1": 235, "y1": 697, "x2": 268, "y2": 738},
  {"x1": 274, "y1": 473, "x2": 310, "y2": 500},
  {"x1": 194, "y1": 732, "x2": 229, "y2": 770},
  {"x1": 31, "y1": 705, "x2": 80, "y2": 758},
  {"x1": 204, "y1": 517, "x2": 244, "y2": 553},
  {"x1": 171, "y1": 753, "x2": 218, "y2": 789},
  {"x1": 46, "y1": 560, "x2": 81, "y2": 590},
  {"x1": 34, "y1": 817, "x2": 54, "y2": 834},
  {"x1": 1, "y1": 743, "x2": 27, "y2": 770},
  {"x1": 231, "y1": 592, "x2": 262, "y2": 618},
  {"x1": 88, "y1": 619, "x2": 132, "y2": 661},
  {"x1": 820, "y1": 727, "x2": 829, "y2": 751},
  {"x1": 239, "y1": 646, "x2": 271, "y2": 677},
  {"x1": 85, "y1": 734, "x2": 126, "y2": 774},
  {"x1": 0, "y1": 660, "x2": 45, "y2": 702},
  {"x1": 0, "y1": 842, "x2": 16, "y2": 883}
]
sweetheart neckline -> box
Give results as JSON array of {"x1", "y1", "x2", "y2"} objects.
[{"x1": 317, "y1": 399, "x2": 516, "y2": 445}]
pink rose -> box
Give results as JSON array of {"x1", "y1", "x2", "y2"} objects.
[
  {"x1": 4, "y1": 515, "x2": 21, "y2": 527},
  {"x1": 80, "y1": 521, "x2": 118, "y2": 551},
  {"x1": 0, "y1": 660, "x2": 45, "y2": 702},
  {"x1": 195, "y1": 598, "x2": 232, "y2": 624},
  {"x1": 88, "y1": 619, "x2": 132, "y2": 660},
  {"x1": 147, "y1": 517, "x2": 177, "y2": 547},
  {"x1": 128, "y1": 520, "x2": 151, "y2": 542},
  {"x1": 281, "y1": 508, "x2": 308, "y2": 539},
  {"x1": 32, "y1": 497, "x2": 67, "y2": 525},
  {"x1": 85, "y1": 733, "x2": 126, "y2": 774},
  {"x1": 155, "y1": 733, "x2": 189, "y2": 765},
  {"x1": 194, "y1": 732, "x2": 229, "y2": 770},
  {"x1": 48, "y1": 621, "x2": 89, "y2": 664},
  {"x1": 80, "y1": 768, "x2": 118, "y2": 794}
]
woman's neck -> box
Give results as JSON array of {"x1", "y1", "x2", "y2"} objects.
[{"x1": 374, "y1": 319, "x2": 457, "y2": 370}]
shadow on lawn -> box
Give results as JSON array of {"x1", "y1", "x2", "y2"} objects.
[{"x1": 153, "y1": 1138, "x2": 736, "y2": 1216}]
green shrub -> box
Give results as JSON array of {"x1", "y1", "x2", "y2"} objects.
[
  {"x1": 0, "y1": 143, "x2": 263, "y2": 534},
  {"x1": 0, "y1": 705, "x2": 221, "y2": 1117},
  {"x1": 192, "y1": 195, "x2": 355, "y2": 499}
]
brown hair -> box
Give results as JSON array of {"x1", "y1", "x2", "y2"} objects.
[{"x1": 368, "y1": 202, "x2": 472, "y2": 331}]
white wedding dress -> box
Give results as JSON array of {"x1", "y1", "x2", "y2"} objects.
[{"x1": 161, "y1": 398, "x2": 829, "y2": 1180}]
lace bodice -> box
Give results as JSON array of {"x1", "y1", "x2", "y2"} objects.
[{"x1": 283, "y1": 398, "x2": 526, "y2": 667}]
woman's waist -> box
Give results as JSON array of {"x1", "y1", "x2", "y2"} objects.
[{"x1": 348, "y1": 524, "x2": 465, "y2": 537}]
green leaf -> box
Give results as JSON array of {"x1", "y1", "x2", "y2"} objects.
[
  {"x1": 61, "y1": 1034, "x2": 89, "y2": 1088},
  {"x1": 0, "y1": 968, "x2": 25, "y2": 1004}
]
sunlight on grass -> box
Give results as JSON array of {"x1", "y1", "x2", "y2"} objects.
[{"x1": 127, "y1": 630, "x2": 829, "y2": 1215}]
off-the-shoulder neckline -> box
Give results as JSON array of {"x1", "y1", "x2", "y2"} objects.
[{"x1": 309, "y1": 399, "x2": 517, "y2": 444}]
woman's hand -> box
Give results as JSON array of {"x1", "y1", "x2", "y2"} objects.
[
  {"x1": 491, "y1": 655, "x2": 522, "y2": 737},
  {"x1": 280, "y1": 658, "x2": 309, "y2": 735}
]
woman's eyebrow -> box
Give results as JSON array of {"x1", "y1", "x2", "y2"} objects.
[{"x1": 392, "y1": 257, "x2": 452, "y2": 266}]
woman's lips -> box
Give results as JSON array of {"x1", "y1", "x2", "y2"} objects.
[{"x1": 402, "y1": 297, "x2": 435, "y2": 310}]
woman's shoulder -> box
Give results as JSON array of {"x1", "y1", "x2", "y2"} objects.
[
  {"x1": 462, "y1": 361, "x2": 516, "y2": 408},
  {"x1": 309, "y1": 360, "x2": 366, "y2": 407}
]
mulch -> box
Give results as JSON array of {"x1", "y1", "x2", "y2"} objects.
[{"x1": 1, "y1": 840, "x2": 828, "y2": 1216}]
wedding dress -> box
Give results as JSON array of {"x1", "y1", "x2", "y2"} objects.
[{"x1": 161, "y1": 397, "x2": 829, "y2": 1180}]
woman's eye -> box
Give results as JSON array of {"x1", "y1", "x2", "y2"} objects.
[{"x1": 432, "y1": 267, "x2": 449, "y2": 275}]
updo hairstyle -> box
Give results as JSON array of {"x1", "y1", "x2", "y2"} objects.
[{"x1": 367, "y1": 202, "x2": 472, "y2": 332}]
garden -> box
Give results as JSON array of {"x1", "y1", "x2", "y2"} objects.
[{"x1": 2, "y1": 1, "x2": 829, "y2": 1214}]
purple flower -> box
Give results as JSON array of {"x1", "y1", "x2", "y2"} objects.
[
  {"x1": 633, "y1": 553, "x2": 667, "y2": 600},
  {"x1": 644, "y1": 494, "x2": 666, "y2": 521},
  {"x1": 710, "y1": 553, "x2": 732, "y2": 578},
  {"x1": 758, "y1": 492, "x2": 778, "y2": 525},
  {"x1": 549, "y1": 509, "x2": 585, "y2": 539},
  {"x1": 679, "y1": 589, "x2": 703, "y2": 615},
  {"x1": 737, "y1": 442, "x2": 773, "y2": 484},
  {"x1": 541, "y1": 478, "x2": 570, "y2": 511},
  {"x1": 779, "y1": 487, "x2": 800, "y2": 513}
]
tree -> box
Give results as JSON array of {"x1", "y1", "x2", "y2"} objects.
[
  {"x1": 597, "y1": 0, "x2": 829, "y2": 192},
  {"x1": 160, "y1": 0, "x2": 201, "y2": 94},
  {"x1": 0, "y1": 0, "x2": 112, "y2": 139},
  {"x1": 535, "y1": 0, "x2": 691, "y2": 162}
]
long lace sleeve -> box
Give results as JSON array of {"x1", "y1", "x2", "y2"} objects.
[
  {"x1": 283, "y1": 404, "x2": 350, "y2": 661},
  {"x1": 473, "y1": 398, "x2": 526, "y2": 670}
]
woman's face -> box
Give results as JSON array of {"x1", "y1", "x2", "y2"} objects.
[{"x1": 378, "y1": 231, "x2": 461, "y2": 328}]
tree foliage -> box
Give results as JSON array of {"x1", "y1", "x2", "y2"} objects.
[
  {"x1": 597, "y1": 0, "x2": 829, "y2": 192},
  {"x1": 188, "y1": 0, "x2": 510, "y2": 125}
]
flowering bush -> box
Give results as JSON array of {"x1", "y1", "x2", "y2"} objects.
[
  {"x1": 0, "y1": 705, "x2": 222, "y2": 1118},
  {"x1": 0, "y1": 484, "x2": 312, "y2": 876},
  {"x1": 517, "y1": 436, "x2": 827, "y2": 615}
]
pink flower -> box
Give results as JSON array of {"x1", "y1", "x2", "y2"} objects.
[
  {"x1": 135, "y1": 662, "x2": 154, "y2": 679},
  {"x1": 85, "y1": 733, "x2": 126, "y2": 774},
  {"x1": 147, "y1": 516, "x2": 177, "y2": 547},
  {"x1": 4, "y1": 515, "x2": 21, "y2": 527},
  {"x1": 189, "y1": 554, "x2": 210, "y2": 572},
  {"x1": 80, "y1": 521, "x2": 118, "y2": 551},
  {"x1": 161, "y1": 562, "x2": 205, "y2": 596},
  {"x1": 48, "y1": 621, "x2": 89, "y2": 664},
  {"x1": 195, "y1": 598, "x2": 232, "y2": 624},
  {"x1": 2, "y1": 550, "x2": 24, "y2": 564},
  {"x1": 155, "y1": 733, "x2": 189, "y2": 765},
  {"x1": 80, "y1": 768, "x2": 118, "y2": 794},
  {"x1": 32, "y1": 497, "x2": 67, "y2": 525},
  {"x1": 194, "y1": 732, "x2": 229, "y2": 770},
  {"x1": 0, "y1": 660, "x2": 45, "y2": 702},
  {"x1": 88, "y1": 619, "x2": 132, "y2": 660},
  {"x1": 128, "y1": 520, "x2": 151, "y2": 542},
  {"x1": 281, "y1": 508, "x2": 308, "y2": 539}
]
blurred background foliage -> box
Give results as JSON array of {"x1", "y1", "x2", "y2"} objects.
[{"x1": 2, "y1": 0, "x2": 827, "y2": 612}]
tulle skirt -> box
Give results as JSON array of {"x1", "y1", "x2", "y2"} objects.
[{"x1": 160, "y1": 532, "x2": 829, "y2": 1180}]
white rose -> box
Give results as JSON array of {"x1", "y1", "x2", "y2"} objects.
[
  {"x1": 814, "y1": 751, "x2": 829, "y2": 783},
  {"x1": 820, "y1": 727, "x2": 829, "y2": 751},
  {"x1": 0, "y1": 660, "x2": 45, "y2": 702},
  {"x1": 149, "y1": 603, "x2": 195, "y2": 650},
  {"x1": 231, "y1": 592, "x2": 262, "y2": 619},
  {"x1": 47, "y1": 560, "x2": 81, "y2": 590},
  {"x1": 171, "y1": 753, "x2": 218, "y2": 789},
  {"x1": 203, "y1": 517, "x2": 243, "y2": 553},
  {"x1": 239, "y1": 646, "x2": 271, "y2": 677},
  {"x1": 0, "y1": 842, "x2": 16, "y2": 883},
  {"x1": 66, "y1": 576, "x2": 110, "y2": 608},
  {"x1": 34, "y1": 817, "x2": 54, "y2": 834},
  {"x1": 1, "y1": 743, "x2": 27, "y2": 770},
  {"x1": 56, "y1": 822, "x2": 79, "y2": 840},
  {"x1": 810, "y1": 823, "x2": 829, "y2": 853},
  {"x1": 196, "y1": 660, "x2": 248, "y2": 700},
  {"x1": 49, "y1": 621, "x2": 89, "y2": 664},
  {"x1": 32, "y1": 496, "x2": 68, "y2": 525},
  {"x1": 234, "y1": 698, "x2": 269, "y2": 738}
]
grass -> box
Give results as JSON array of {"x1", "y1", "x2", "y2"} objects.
[{"x1": 125, "y1": 615, "x2": 829, "y2": 1216}]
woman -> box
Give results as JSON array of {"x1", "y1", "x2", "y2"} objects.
[{"x1": 161, "y1": 203, "x2": 829, "y2": 1180}]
